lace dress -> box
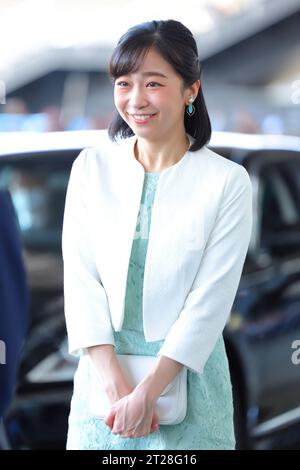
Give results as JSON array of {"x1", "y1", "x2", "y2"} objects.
[{"x1": 66, "y1": 172, "x2": 236, "y2": 450}]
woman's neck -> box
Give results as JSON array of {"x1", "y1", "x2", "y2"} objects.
[{"x1": 134, "y1": 132, "x2": 190, "y2": 173}]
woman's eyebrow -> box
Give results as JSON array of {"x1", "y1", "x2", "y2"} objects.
[
  {"x1": 118, "y1": 71, "x2": 168, "y2": 80},
  {"x1": 122, "y1": 71, "x2": 168, "y2": 79},
  {"x1": 141, "y1": 71, "x2": 168, "y2": 78}
]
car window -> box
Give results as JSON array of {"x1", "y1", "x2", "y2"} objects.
[
  {"x1": 260, "y1": 165, "x2": 298, "y2": 228},
  {"x1": 259, "y1": 160, "x2": 300, "y2": 256},
  {"x1": 280, "y1": 160, "x2": 300, "y2": 213},
  {"x1": 0, "y1": 154, "x2": 75, "y2": 252}
]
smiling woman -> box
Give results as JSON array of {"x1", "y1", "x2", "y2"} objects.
[
  {"x1": 108, "y1": 20, "x2": 211, "y2": 170},
  {"x1": 111, "y1": 47, "x2": 197, "y2": 173},
  {"x1": 63, "y1": 19, "x2": 252, "y2": 451}
]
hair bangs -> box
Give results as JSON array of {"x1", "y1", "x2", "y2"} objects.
[{"x1": 109, "y1": 44, "x2": 150, "y2": 80}]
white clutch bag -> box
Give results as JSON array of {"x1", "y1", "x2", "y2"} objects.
[{"x1": 89, "y1": 354, "x2": 187, "y2": 425}]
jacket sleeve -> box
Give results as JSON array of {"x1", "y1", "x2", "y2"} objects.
[
  {"x1": 62, "y1": 149, "x2": 115, "y2": 357},
  {"x1": 158, "y1": 164, "x2": 253, "y2": 373}
]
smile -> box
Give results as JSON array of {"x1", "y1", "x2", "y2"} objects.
[{"x1": 130, "y1": 113, "x2": 157, "y2": 123}]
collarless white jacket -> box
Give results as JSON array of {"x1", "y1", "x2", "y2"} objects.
[{"x1": 62, "y1": 132, "x2": 253, "y2": 373}]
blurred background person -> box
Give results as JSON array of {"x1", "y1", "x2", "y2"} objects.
[{"x1": 0, "y1": 190, "x2": 29, "y2": 448}]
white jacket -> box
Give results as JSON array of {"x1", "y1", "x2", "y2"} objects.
[{"x1": 62, "y1": 132, "x2": 253, "y2": 373}]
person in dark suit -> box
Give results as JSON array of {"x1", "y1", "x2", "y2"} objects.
[{"x1": 0, "y1": 190, "x2": 29, "y2": 420}]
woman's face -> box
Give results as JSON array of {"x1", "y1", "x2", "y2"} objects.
[{"x1": 114, "y1": 47, "x2": 191, "y2": 142}]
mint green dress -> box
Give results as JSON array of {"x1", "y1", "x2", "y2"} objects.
[{"x1": 66, "y1": 173, "x2": 236, "y2": 450}]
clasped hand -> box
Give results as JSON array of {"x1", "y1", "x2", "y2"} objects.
[{"x1": 104, "y1": 387, "x2": 159, "y2": 438}]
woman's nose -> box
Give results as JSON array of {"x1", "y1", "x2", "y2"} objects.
[{"x1": 128, "y1": 87, "x2": 148, "y2": 108}]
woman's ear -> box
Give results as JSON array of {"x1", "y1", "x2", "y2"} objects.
[
  {"x1": 185, "y1": 80, "x2": 201, "y2": 105},
  {"x1": 190, "y1": 80, "x2": 201, "y2": 100}
]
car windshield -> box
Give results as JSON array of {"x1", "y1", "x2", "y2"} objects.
[{"x1": 0, "y1": 154, "x2": 74, "y2": 253}]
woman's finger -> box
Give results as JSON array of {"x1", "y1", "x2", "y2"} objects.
[
  {"x1": 151, "y1": 412, "x2": 159, "y2": 432},
  {"x1": 104, "y1": 410, "x2": 115, "y2": 429}
]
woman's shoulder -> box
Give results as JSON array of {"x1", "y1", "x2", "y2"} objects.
[
  {"x1": 196, "y1": 144, "x2": 243, "y2": 170},
  {"x1": 186, "y1": 145, "x2": 252, "y2": 203},
  {"x1": 76, "y1": 131, "x2": 122, "y2": 158},
  {"x1": 73, "y1": 132, "x2": 133, "y2": 169},
  {"x1": 195, "y1": 144, "x2": 251, "y2": 186}
]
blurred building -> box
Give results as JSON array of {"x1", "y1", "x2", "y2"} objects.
[{"x1": 0, "y1": 0, "x2": 300, "y2": 135}]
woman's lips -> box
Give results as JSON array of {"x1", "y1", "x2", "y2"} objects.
[{"x1": 130, "y1": 113, "x2": 158, "y2": 124}]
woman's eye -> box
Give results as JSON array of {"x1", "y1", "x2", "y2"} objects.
[
  {"x1": 147, "y1": 82, "x2": 160, "y2": 87},
  {"x1": 116, "y1": 81, "x2": 128, "y2": 87}
]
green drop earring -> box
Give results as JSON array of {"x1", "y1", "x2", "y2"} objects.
[{"x1": 186, "y1": 96, "x2": 195, "y2": 116}]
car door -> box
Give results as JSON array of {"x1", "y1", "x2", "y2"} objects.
[{"x1": 246, "y1": 152, "x2": 300, "y2": 438}]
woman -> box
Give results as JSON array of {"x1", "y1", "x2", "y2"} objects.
[{"x1": 63, "y1": 19, "x2": 253, "y2": 450}]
